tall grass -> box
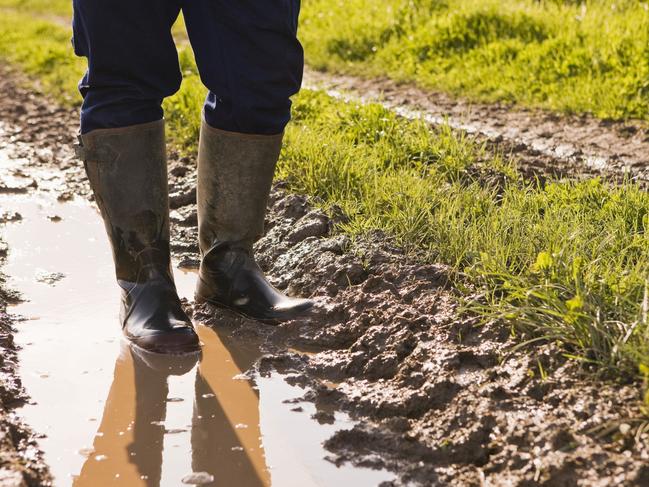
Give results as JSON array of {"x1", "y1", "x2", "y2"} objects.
[
  {"x1": 2, "y1": 6, "x2": 649, "y2": 384},
  {"x1": 280, "y1": 90, "x2": 649, "y2": 378},
  {"x1": 301, "y1": 0, "x2": 649, "y2": 120}
]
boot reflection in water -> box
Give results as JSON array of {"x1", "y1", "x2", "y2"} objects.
[
  {"x1": 74, "y1": 344, "x2": 197, "y2": 486},
  {"x1": 76, "y1": 327, "x2": 270, "y2": 487},
  {"x1": 191, "y1": 326, "x2": 270, "y2": 486},
  {"x1": 73, "y1": 0, "x2": 315, "y2": 354}
]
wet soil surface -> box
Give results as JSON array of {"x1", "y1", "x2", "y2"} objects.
[
  {"x1": 1, "y1": 64, "x2": 649, "y2": 486},
  {"x1": 0, "y1": 238, "x2": 48, "y2": 487},
  {"x1": 304, "y1": 68, "x2": 649, "y2": 184},
  {"x1": 0, "y1": 172, "x2": 394, "y2": 486}
]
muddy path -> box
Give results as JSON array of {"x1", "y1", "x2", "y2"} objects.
[
  {"x1": 304, "y1": 68, "x2": 649, "y2": 184},
  {"x1": 0, "y1": 239, "x2": 50, "y2": 486},
  {"x1": 1, "y1": 64, "x2": 649, "y2": 486}
]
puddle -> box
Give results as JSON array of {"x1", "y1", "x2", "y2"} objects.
[{"x1": 0, "y1": 149, "x2": 394, "y2": 486}]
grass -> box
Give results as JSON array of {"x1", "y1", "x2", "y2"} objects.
[
  {"x1": 0, "y1": 0, "x2": 70, "y2": 17},
  {"x1": 300, "y1": 0, "x2": 649, "y2": 121},
  {"x1": 280, "y1": 91, "x2": 649, "y2": 379},
  {"x1": 3, "y1": 5, "x2": 649, "y2": 388},
  {"x1": 0, "y1": 11, "x2": 83, "y2": 104},
  {"x1": 9, "y1": 0, "x2": 646, "y2": 120}
]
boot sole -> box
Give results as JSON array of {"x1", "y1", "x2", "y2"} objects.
[
  {"x1": 124, "y1": 336, "x2": 202, "y2": 356},
  {"x1": 194, "y1": 294, "x2": 314, "y2": 325}
]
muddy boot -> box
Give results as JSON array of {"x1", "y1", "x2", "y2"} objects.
[
  {"x1": 195, "y1": 121, "x2": 313, "y2": 324},
  {"x1": 78, "y1": 120, "x2": 200, "y2": 354}
]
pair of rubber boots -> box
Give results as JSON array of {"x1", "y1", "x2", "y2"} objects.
[{"x1": 77, "y1": 120, "x2": 313, "y2": 355}]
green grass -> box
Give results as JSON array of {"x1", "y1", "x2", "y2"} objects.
[
  {"x1": 3, "y1": 6, "x2": 649, "y2": 388},
  {"x1": 300, "y1": 0, "x2": 649, "y2": 121},
  {"x1": 0, "y1": 0, "x2": 70, "y2": 17},
  {"x1": 280, "y1": 91, "x2": 649, "y2": 379},
  {"x1": 0, "y1": 11, "x2": 83, "y2": 104}
]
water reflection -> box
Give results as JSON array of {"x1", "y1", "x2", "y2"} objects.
[
  {"x1": 192, "y1": 326, "x2": 269, "y2": 487},
  {"x1": 0, "y1": 153, "x2": 395, "y2": 486},
  {"x1": 74, "y1": 325, "x2": 270, "y2": 487}
]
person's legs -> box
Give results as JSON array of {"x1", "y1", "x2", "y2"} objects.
[
  {"x1": 73, "y1": 0, "x2": 200, "y2": 353},
  {"x1": 72, "y1": 0, "x2": 183, "y2": 133},
  {"x1": 183, "y1": 0, "x2": 313, "y2": 323}
]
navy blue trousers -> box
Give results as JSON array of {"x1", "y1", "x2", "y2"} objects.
[{"x1": 72, "y1": 0, "x2": 303, "y2": 135}]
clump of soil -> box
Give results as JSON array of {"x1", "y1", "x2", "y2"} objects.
[{"x1": 1, "y1": 64, "x2": 649, "y2": 486}]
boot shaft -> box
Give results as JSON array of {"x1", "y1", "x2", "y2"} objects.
[
  {"x1": 79, "y1": 120, "x2": 172, "y2": 282},
  {"x1": 196, "y1": 120, "x2": 283, "y2": 254}
]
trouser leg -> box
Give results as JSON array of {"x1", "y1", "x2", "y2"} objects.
[
  {"x1": 72, "y1": 0, "x2": 183, "y2": 133},
  {"x1": 182, "y1": 0, "x2": 304, "y2": 135}
]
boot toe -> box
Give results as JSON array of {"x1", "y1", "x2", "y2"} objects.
[
  {"x1": 129, "y1": 326, "x2": 201, "y2": 355},
  {"x1": 267, "y1": 297, "x2": 315, "y2": 322},
  {"x1": 274, "y1": 297, "x2": 314, "y2": 314}
]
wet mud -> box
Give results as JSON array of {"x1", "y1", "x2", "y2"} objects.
[
  {"x1": 1, "y1": 64, "x2": 649, "y2": 486},
  {"x1": 0, "y1": 188, "x2": 390, "y2": 485},
  {"x1": 304, "y1": 68, "x2": 649, "y2": 184},
  {"x1": 0, "y1": 69, "x2": 394, "y2": 486},
  {"x1": 0, "y1": 249, "x2": 48, "y2": 487}
]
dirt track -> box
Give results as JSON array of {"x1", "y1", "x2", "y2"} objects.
[
  {"x1": 304, "y1": 68, "x2": 649, "y2": 184},
  {"x1": 2, "y1": 65, "x2": 649, "y2": 486}
]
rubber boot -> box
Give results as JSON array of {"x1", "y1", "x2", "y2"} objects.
[
  {"x1": 195, "y1": 120, "x2": 314, "y2": 324},
  {"x1": 78, "y1": 120, "x2": 200, "y2": 354}
]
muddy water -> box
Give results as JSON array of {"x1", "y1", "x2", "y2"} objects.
[{"x1": 0, "y1": 154, "x2": 393, "y2": 486}]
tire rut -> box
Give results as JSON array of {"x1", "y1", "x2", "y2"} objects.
[{"x1": 304, "y1": 68, "x2": 649, "y2": 184}]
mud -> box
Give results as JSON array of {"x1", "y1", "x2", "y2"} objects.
[
  {"x1": 304, "y1": 68, "x2": 649, "y2": 184},
  {"x1": 1, "y1": 63, "x2": 649, "y2": 486},
  {"x1": 0, "y1": 258, "x2": 48, "y2": 487},
  {"x1": 0, "y1": 184, "x2": 394, "y2": 486}
]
